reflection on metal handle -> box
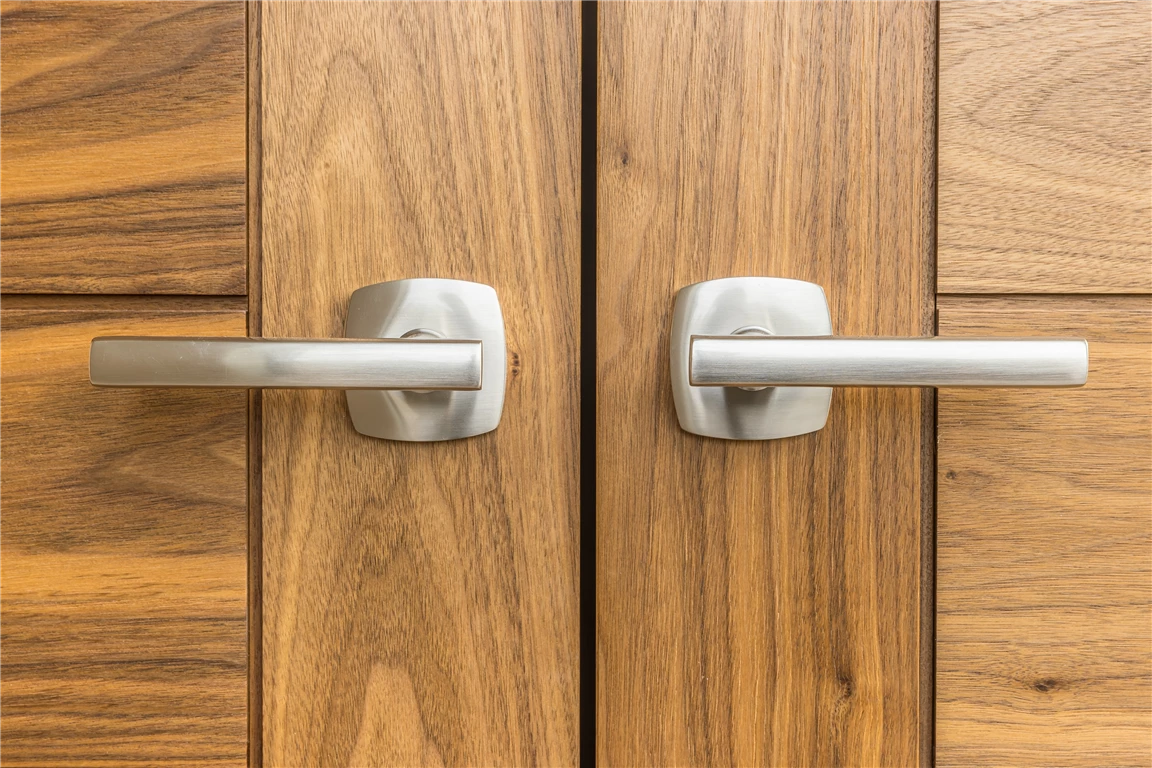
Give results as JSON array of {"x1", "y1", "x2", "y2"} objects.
[
  {"x1": 90, "y1": 337, "x2": 483, "y2": 390},
  {"x1": 689, "y1": 337, "x2": 1089, "y2": 388},
  {"x1": 671, "y1": 277, "x2": 1093, "y2": 440}
]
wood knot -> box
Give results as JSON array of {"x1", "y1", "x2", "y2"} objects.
[
  {"x1": 1033, "y1": 677, "x2": 1060, "y2": 693},
  {"x1": 509, "y1": 351, "x2": 521, "y2": 377}
]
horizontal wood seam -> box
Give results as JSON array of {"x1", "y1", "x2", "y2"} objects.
[
  {"x1": 938, "y1": 293, "x2": 1152, "y2": 300},
  {"x1": 0, "y1": 295, "x2": 248, "y2": 312}
]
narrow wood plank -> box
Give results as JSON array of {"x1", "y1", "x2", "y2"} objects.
[
  {"x1": 259, "y1": 3, "x2": 580, "y2": 764},
  {"x1": 938, "y1": 1, "x2": 1152, "y2": 294},
  {"x1": 0, "y1": 1, "x2": 246, "y2": 294},
  {"x1": 597, "y1": 3, "x2": 935, "y2": 765},
  {"x1": 0, "y1": 309, "x2": 248, "y2": 766},
  {"x1": 936, "y1": 295, "x2": 1152, "y2": 767}
]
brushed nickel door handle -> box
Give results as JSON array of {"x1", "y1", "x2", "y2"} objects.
[
  {"x1": 671, "y1": 277, "x2": 1089, "y2": 440},
  {"x1": 89, "y1": 278, "x2": 506, "y2": 442},
  {"x1": 688, "y1": 337, "x2": 1087, "y2": 388},
  {"x1": 91, "y1": 338, "x2": 483, "y2": 391}
]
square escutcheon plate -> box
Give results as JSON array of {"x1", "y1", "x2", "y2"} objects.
[
  {"x1": 670, "y1": 277, "x2": 833, "y2": 440},
  {"x1": 345, "y1": 278, "x2": 505, "y2": 441}
]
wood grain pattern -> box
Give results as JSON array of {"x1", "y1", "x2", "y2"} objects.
[
  {"x1": 0, "y1": 308, "x2": 248, "y2": 766},
  {"x1": 259, "y1": 3, "x2": 580, "y2": 764},
  {"x1": 597, "y1": 3, "x2": 935, "y2": 765},
  {"x1": 0, "y1": 1, "x2": 246, "y2": 294},
  {"x1": 937, "y1": 0, "x2": 1152, "y2": 293},
  {"x1": 935, "y1": 295, "x2": 1152, "y2": 767},
  {"x1": 246, "y1": 3, "x2": 265, "y2": 765}
]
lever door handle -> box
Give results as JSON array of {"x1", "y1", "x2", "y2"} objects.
[
  {"x1": 89, "y1": 278, "x2": 506, "y2": 442},
  {"x1": 91, "y1": 337, "x2": 483, "y2": 391},
  {"x1": 689, "y1": 336, "x2": 1087, "y2": 388},
  {"x1": 671, "y1": 277, "x2": 1090, "y2": 440}
]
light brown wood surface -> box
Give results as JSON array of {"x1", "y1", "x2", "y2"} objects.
[
  {"x1": 937, "y1": 1, "x2": 1152, "y2": 294},
  {"x1": 935, "y1": 296, "x2": 1152, "y2": 767},
  {"x1": 258, "y1": 3, "x2": 580, "y2": 764},
  {"x1": 597, "y1": 3, "x2": 935, "y2": 765},
  {"x1": 0, "y1": 1, "x2": 247, "y2": 294},
  {"x1": 0, "y1": 307, "x2": 249, "y2": 766}
]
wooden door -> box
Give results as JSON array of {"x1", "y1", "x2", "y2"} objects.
[
  {"x1": 596, "y1": 3, "x2": 935, "y2": 765},
  {"x1": 596, "y1": 1, "x2": 1149, "y2": 767},
  {"x1": 3, "y1": 2, "x2": 1149, "y2": 766},
  {"x1": 254, "y1": 3, "x2": 580, "y2": 763},
  {"x1": 2, "y1": 1, "x2": 580, "y2": 765}
]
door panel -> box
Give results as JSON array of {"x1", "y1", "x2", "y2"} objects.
[
  {"x1": 935, "y1": 297, "x2": 1152, "y2": 766},
  {"x1": 0, "y1": 1, "x2": 247, "y2": 294},
  {"x1": 596, "y1": 2, "x2": 935, "y2": 765},
  {"x1": 937, "y1": 0, "x2": 1152, "y2": 293},
  {"x1": 936, "y1": 3, "x2": 1152, "y2": 763},
  {"x1": 257, "y1": 3, "x2": 580, "y2": 764},
  {"x1": 0, "y1": 306, "x2": 248, "y2": 765}
]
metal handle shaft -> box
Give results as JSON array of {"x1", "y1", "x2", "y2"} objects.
[
  {"x1": 90, "y1": 337, "x2": 483, "y2": 390},
  {"x1": 689, "y1": 337, "x2": 1088, "y2": 388}
]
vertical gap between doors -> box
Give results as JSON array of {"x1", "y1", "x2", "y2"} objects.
[
  {"x1": 579, "y1": 2, "x2": 598, "y2": 766},
  {"x1": 922, "y1": 2, "x2": 941, "y2": 765},
  {"x1": 246, "y1": 2, "x2": 263, "y2": 766}
]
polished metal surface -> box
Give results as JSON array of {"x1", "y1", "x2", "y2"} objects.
[
  {"x1": 344, "y1": 278, "x2": 505, "y2": 441},
  {"x1": 90, "y1": 338, "x2": 482, "y2": 390},
  {"x1": 671, "y1": 277, "x2": 834, "y2": 440},
  {"x1": 670, "y1": 277, "x2": 1090, "y2": 440},
  {"x1": 690, "y1": 337, "x2": 1088, "y2": 388},
  {"x1": 89, "y1": 278, "x2": 506, "y2": 442}
]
